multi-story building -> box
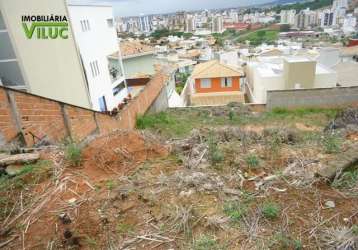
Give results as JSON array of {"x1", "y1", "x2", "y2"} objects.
[
  {"x1": 68, "y1": 4, "x2": 128, "y2": 112},
  {"x1": 280, "y1": 10, "x2": 296, "y2": 25},
  {"x1": 139, "y1": 14, "x2": 151, "y2": 33},
  {"x1": 185, "y1": 15, "x2": 196, "y2": 33},
  {"x1": 342, "y1": 14, "x2": 357, "y2": 34},
  {"x1": 0, "y1": 0, "x2": 91, "y2": 108},
  {"x1": 320, "y1": 9, "x2": 334, "y2": 27},
  {"x1": 295, "y1": 9, "x2": 317, "y2": 30},
  {"x1": 212, "y1": 15, "x2": 224, "y2": 33},
  {"x1": 0, "y1": 0, "x2": 128, "y2": 111}
]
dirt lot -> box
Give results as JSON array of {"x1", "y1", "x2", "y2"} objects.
[{"x1": 0, "y1": 106, "x2": 357, "y2": 250}]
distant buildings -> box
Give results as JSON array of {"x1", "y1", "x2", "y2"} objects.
[
  {"x1": 320, "y1": 9, "x2": 334, "y2": 27},
  {"x1": 295, "y1": 9, "x2": 317, "y2": 30},
  {"x1": 212, "y1": 15, "x2": 224, "y2": 33},
  {"x1": 280, "y1": 10, "x2": 296, "y2": 25},
  {"x1": 185, "y1": 15, "x2": 196, "y2": 33},
  {"x1": 139, "y1": 14, "x2": 151, "y2": 33}
]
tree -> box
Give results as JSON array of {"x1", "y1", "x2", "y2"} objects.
[{"x1": 257, "y1": 30, "x2": 266, "y2": 38}]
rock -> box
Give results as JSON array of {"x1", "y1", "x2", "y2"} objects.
[
  {"x1": 5, "y1": 165, "x2": 24, "y2": 176},
  {"x1": 325, "y1": 200, "x2": 335, "y2": 208},
  {"x1": 59, "y1": 213, "x2": 72, "y2": 225},
  {"x1": 0, "y1": 153, "x2": 40, "y2": 167}
]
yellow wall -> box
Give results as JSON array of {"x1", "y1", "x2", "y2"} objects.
[{"x1": 283, "y1": 59, "x2": 316, "y2": 89}]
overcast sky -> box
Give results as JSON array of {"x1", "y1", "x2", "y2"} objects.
[{"x1": 69, "y1": 0, "x2": 272, "y2": 17}]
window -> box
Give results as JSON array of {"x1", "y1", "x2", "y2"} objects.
[
  {"x1": 107, "y1": 18, "x2": 114, "y2": 28},
  {"x1": 221, "y1": 77, "x2": 232, "y2": 88},
  {"x1": 80, "y1": 19, "x2": 90, "y2": 32},
  {"x1": 112, "y1": 82, "x2": 125, "y2": 96},
  {"x1": 200, "y1": 78, "x2": 211, "y2": 88},
  {"x1": 98, "y1": 96, "x2": 107, "y2": 112},
  {"x1": 89, "y1": 60, "x2": 100, "y2": 78}
]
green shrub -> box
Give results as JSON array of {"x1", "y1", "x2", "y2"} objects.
[
  {"x1": 65, "y1": 143, "x2": 82, "y2": 166},
  {"x1": 192, "y1": 235, "x2": 220, "y2": 250},
  {"x1": 323, "y1": 134, "x2": 341, "y2": 154},
  {"x1": 228, "y1": 110, "x2": 235, "y2": 121},
  {"x1": 223, "y1": 201, "x2": 247, "y2": 223},
  {"x1": 136, "y1": 112, "x2": 173, "y2": 129},
  {"x1": 245, "y1": 154, "x2": 260, "y2": 168},
  {"x1": 116, "y1": 222, "x2": 134, "y2": 235},
  {"x1": 332, "y1": 168, "x2": 358, "y2": 189},
  {"x1": 352, "y1": 225, "x2": 358, "y2": 235},
  {"x1": 208, "y1": 135, "x2": 224, "y2": 165},
  {"x1": 261, "y1": 201, "x2": 280, "y2": 219},
  {"x1": 270, "y1": 233, "x2": 302, "y2": 250}
]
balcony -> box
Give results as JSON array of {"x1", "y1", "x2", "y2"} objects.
[{"x1": 108, "y1": 57, "x2": 124, "y2": 84}]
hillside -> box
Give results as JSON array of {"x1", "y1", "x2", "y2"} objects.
[
  {"x1": 272, "y1": 0, "x2": 333, "y2": 12},
  {"x1": 1, "y1": 105, "x2": 358, "y2": 249}
]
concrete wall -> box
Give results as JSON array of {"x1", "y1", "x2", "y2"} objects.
[
  {"x1": 0, "y1": 0, "x2": 91, "y2": 108},
  {"x1": 0, "y1": 71, "x2": 168, "y2": 148},
  {"x1": 267, "y1": 86, "x2": 358, "y2": 110},
  {"x1": 147, "y1": 85, "x2": 169, "y2": 113}
]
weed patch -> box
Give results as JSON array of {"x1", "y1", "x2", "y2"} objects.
[
  {"x1": 261, "y1": 201, "x2": 280, "y2": 219},
  {"x1": 65, "y1": 143, "x2": 82, "y2": 166}
]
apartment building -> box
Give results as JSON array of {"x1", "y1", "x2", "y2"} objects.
[
  {"x1": 0, "y1": 0, "x2": 91, "y2": 108},
  {"x1": 212, "y1": 15, "x2": 224, "y2": 33},
  {"x1": 0, "y1": 0, "x2": 127, "y2": 111},
  {"x1": 68, "y1": 4, "x2": 128, "y2": 111},
  {"x1": 280, "y1": 10, "x2": 296, "y2": 25}
]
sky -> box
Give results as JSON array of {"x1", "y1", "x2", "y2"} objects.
[{"x1": 69, "y1": 0, "x2": 272, "y2": 17}]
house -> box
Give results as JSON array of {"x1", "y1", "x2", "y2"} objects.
[
  {"x1": 245, "y1": 56, "x2": 338, "y2": 104},
  {"x1": 183, "y1": 60, "x2": 245, "y2": 106},
  {"x1": 68, "y1": 4, "x2": 128, "y2": 112}
]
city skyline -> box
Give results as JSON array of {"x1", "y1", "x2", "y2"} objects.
[{"x1": 68, "y1": 0, "x2": 274, "y2": 17}]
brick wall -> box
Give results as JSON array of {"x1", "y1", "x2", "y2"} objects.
[
  {"x1": 0, "y1": 71, "x2": 168, "y2": 148},
  {"x1": 266, "y1": 86, "x2": 358, "y2": 110}
]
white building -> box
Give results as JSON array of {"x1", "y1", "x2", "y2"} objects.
[
  {"x1": 185, "y1": 15, "x2": 196, "y2": 33},
  {"x1": 320, "y1": 9, "x2": 334, "y2": 27},
  {"x1": 68, "y1": 5, "x2": 128, "y2": 112},
  {"x1": 0, "y1": 0, "x2": 92, "y2": 108},
  {"x1": 139, "y1": 14, "x2": 151, "y2": 33},
  {"x1": 342, "y1": 14, "x2": 357, "y2": 34},
  {"x1": 212, "y1": 15, "x2": 224, "y2": 33},
  {"x1": 245, "y1": 56, "x2": 337, "y2": 104}
]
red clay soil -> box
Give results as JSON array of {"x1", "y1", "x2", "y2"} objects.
[{"x1": 2, "y1": 131, "x2": 168, "y2": 250}]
